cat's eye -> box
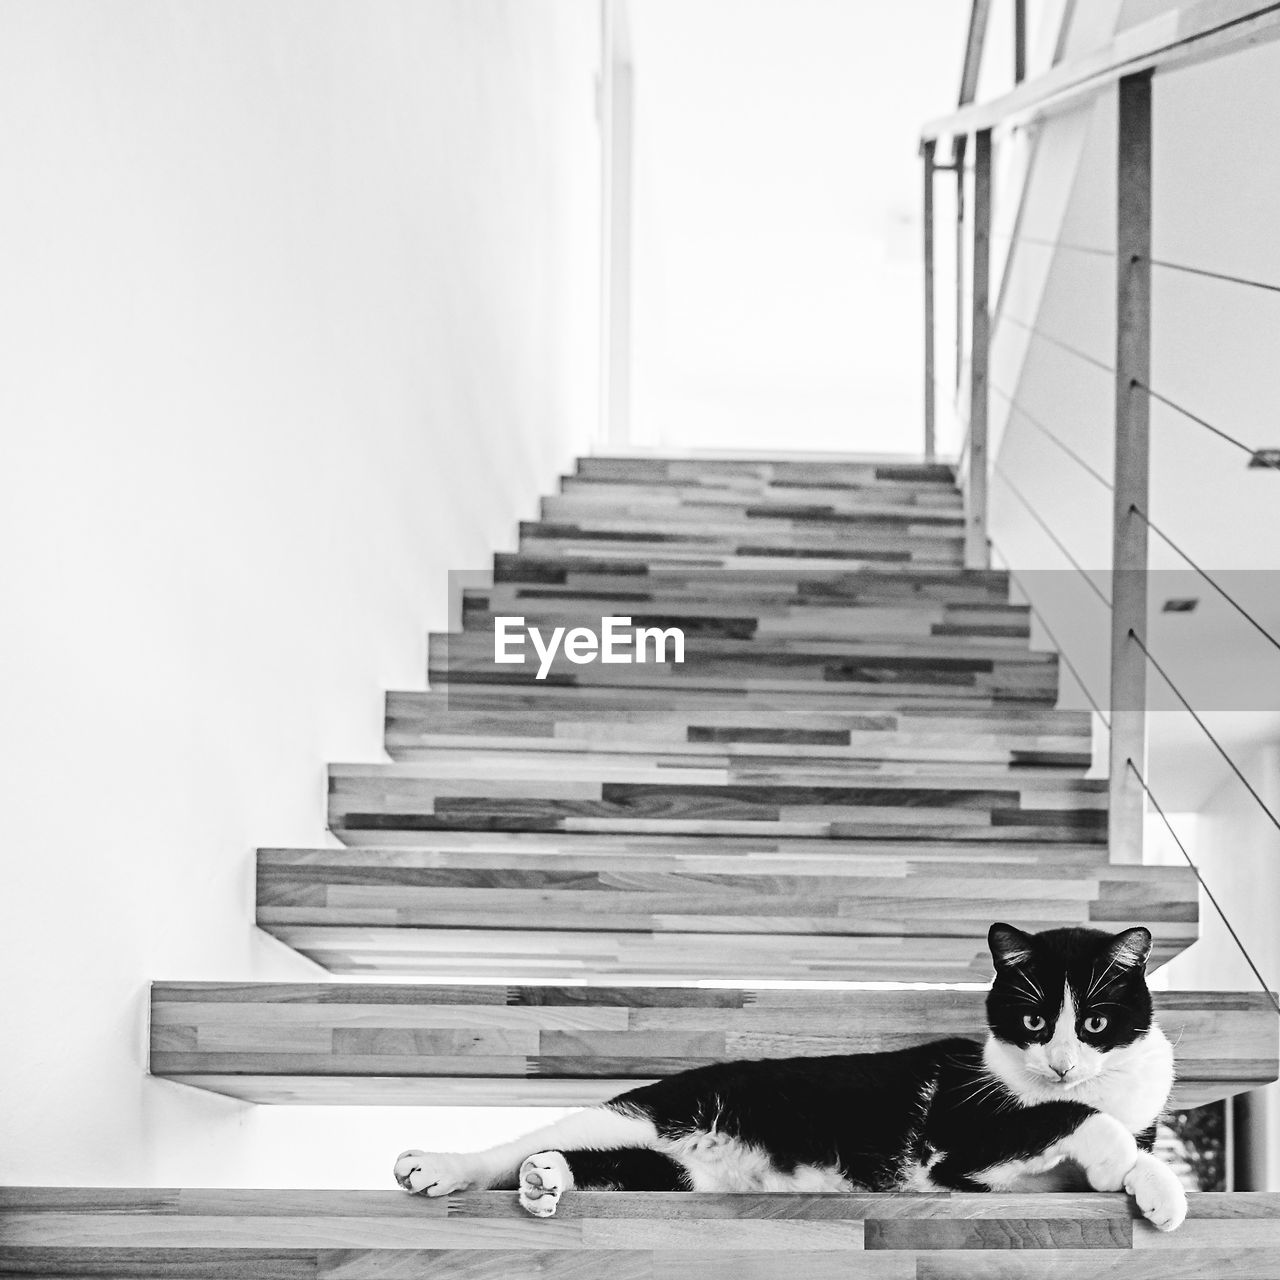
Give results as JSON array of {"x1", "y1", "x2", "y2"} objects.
[
  {"x1": 1022, "y1": 1014, "x2": 1046, "y2": 1032},
  {"x1": 1083, "y1": 1015, "x2": 1109, "y2": 1034}
]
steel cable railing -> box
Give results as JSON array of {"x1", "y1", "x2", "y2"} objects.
[
  {"x1": 991, "y1": 466, "x2": 1113, "y2": 608},
  {"x1": 1127, "y1": 760, "x2": 1280, "y2": 1017},
  {"x1": 1146, "y1": 256, "x2": 1280, "y2": 295},
  {"x1": 990, "y1": 385, "x2": 1115, "y2": 492},
  {"x1": 989, "y1": 229, "x2": 1116, "y2": 258},
  {"x1": 996, "y1": 313, "x2": 1116, "y2": 376},
  {"x1": 995, "y1": 391, "x2": 1280, "y2": 657},
  {"x1": 1130, "y1": 505, "x2": 1280, "y2": 657},
  {"x1": 990, "y1": 537, "x2": 1111, "y2": 728},
  {"x1": 923, "y1": 12, "x2": 1280, "y2": 1028},
  {"x1": 990, "y1": 233, "x2": 1280, "y2": 296},
  {"x1": 1134, "y1": 378, "x2": 1280, "y2": 472},
  {"x1": 1128, "y1": 629, "x2": 1280, "y2": 842}
]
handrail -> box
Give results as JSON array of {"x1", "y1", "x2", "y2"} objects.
[
  {"x1": 957, "y1": 0, "x2": 994, "y2": 107},
  {"x1": 922, "y1": 0, "x2": 1280, "y2": 143}
]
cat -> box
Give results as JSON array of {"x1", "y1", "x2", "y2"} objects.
[{"x1": 393, "y1": 922, "x2": 1187, "y2": 1232}]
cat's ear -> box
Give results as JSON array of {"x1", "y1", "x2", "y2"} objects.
[
  {"x1": 1106, "y1": 926, "x2": 1153, "y2": 971},
  {"x1": 988, "y1": 922, "x2": 1035, "y2": 970}
]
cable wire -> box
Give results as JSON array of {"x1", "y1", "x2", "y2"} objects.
[
  {"x1": 1126, "y1": 760, "x2": 1280, "y2": 1018},
  {"x1": 1130, "y1": 504, "x2": 1280, "y2": 658},
  {"x1": 998, "y1": 312, "x2": 1116, "y2": 376},
  {"x1": 990, "y1": 230, "x2": 1116, "y2": 259},
  {"x1": 991, "y1": 538, "x2": 1110, "y2": 728},
  {"x1": 992, "y1": 466, "x2": 1113, "y2": 608},
  {"x1": 1129, "y1": 630, "x2": 1280, "y2": 842},
  {"x1": 1146, "y1": 256, "x2": 1280, "y2": 296},
  {"x1": 990, "y1": 386, "x2": 1114, "y2": 493},
  {"x1": 1135, "y1": 379, "x2": 1280, "y2": 472}
]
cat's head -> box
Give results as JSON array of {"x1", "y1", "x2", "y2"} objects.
[{"x1": 984, "y1": 922, "x2": 1155, "y2": 1093}]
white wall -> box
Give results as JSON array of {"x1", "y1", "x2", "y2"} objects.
[
  {"x1": 628, "y1": 0, "x2": 970, "y2": 454},
  {"x1": 0, "y1": 1, "x2": 599, "y2": 1187}
]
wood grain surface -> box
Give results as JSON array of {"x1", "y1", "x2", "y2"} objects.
[
  {"x1": 4, "y1": 1187, "x2": 1280, "y2": 1278},
  {"x1": 148, "y1": 984, "x2": 1277, "y2": 1109},
  {"x1": 255, "y1": 841, "x2": 1197, "y2": 982}
]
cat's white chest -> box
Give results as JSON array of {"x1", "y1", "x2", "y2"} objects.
[{"x1": 662, "y1": 1130, "x2": 851, "y2": 1193}]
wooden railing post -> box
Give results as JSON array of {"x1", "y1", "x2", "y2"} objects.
[
  {"x1": 1109, "y1": 70, "x2": 1153, "y2": 865},
  {"x1": 965, "y1": 128, "x2": 992, "y2": 570},
  {"x1": 923, "y1": 140, "x2": 937, "y2": 462}
]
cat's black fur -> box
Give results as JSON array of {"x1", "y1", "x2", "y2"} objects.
[
  {"x1": 598, "y1": 1040, "x2": 1112, "y2": 1193},
  {"x1": 395, "y1": 923, "x2": 1186, "y2": 1230}
]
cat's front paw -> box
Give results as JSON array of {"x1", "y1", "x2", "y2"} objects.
[
  {"x1": 1069, "y1": 1114, "x2": 1139, "y2": 1191},
  {"x1": 394, "y1": 1149, "x2": 478, "y2": 1196},
  {"x1": 1125, "y1": 1151, "x2": 1187, "y2": 1232},
  {"x1": 519, "y1": 1151, "x2": 573, "y2": 1218}
]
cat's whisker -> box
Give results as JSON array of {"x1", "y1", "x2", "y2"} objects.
[
  {"x1": 1006, "y1": 970, "x2": 1046, "y2": 1003},
  {"x1": 1086, "y1": 955, "x2": 1124, "y2": 1002}
]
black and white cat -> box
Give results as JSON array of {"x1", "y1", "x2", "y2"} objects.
[{"x1": 394, "y1": 923, "x2": 1187, "y2": 1231}]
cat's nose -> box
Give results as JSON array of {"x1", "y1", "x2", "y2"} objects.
[{"x1": 1051, "y1": 1064, "x2": 1074, "y2": 1080}]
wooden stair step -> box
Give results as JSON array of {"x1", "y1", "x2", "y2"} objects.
[
  {"x1": 426, "y1": 677, "x2": 1065, "y2": 719},
  {"x1": 493, "y1": 559, "x2": 1015, "y2": 612},
  {"x1": 548, "y1": 489, "x2": 965, "y2": 523},
  {"x1": 385, "y1": 691, "x2": 1091, "y2": 767},
  {"x1": 337, "y1": 757, "x2": 1106, "y2": 788},
  {"x1": 265, "y1": 830, "x2": 1113, "y2": 865},
  {"x1": 256, "y1": 842, "x2": 1195, "y2": 982},
  {"x1": 463, "y1": 602, "x2": 1035, "y2": 652},
  {"x1": 574, "y1": 455, "x2": 958, "y2": 487},
  {"x1": 494, "y1": 556, "x2": 1013, "y2": 601},
  {"x1": 148, "y1": 985, "x2": 1278, "y2": 1110},
  {"x1": 327, "y1": 760, "x2": 1108, "y2": 844},
  {"x1": 13, "y1": 1187, "x2": 1280, "y2": 1279},
  {"x1": 529, "y1": 504, "x2": 965, "y2": 533},
  {"x1": 390, "y1": 688, "x2": 1092, "y2": 734},
  {"x1": 467, "y1": 588, "x2": 1032, "y2": 641},
  {"x1": 429, "y1": 635, "x2": 1062, "y2": 702},
  {"x1": 386, "y1": 741, "x2": 1094, "y2": 777},
  {"x1": 520, "y1": 519, "x2": 965, "y2": 555},
  {"x1": 516, "y1": 536, "x2": 965, "y2": 568},
  {"x1": 11, "y1": 1187, "x2": 1280, "y2": 1279},
  {"x1": 560, "y1": 477, "x2": 963, "y2": 512}
]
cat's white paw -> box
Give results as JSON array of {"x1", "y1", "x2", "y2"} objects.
[
  {"x1": 1125, "y1": 1151, "x2": 1187, "y2": 1232},
  {"x1": 393, "y1": 1149, "x2": 479, "y2": 1196},
  {"x1": 519, "y1": 1150, "x2": 574, "y2": 1218},
  {"x1": 1068, "y1": 1114, "x2": 1139, "y2": 1192}
]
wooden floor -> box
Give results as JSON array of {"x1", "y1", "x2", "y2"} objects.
[
  {"x1": 149, "y1": 983, "x2": 1278, "y2": 1109},
  {"x1": 5, "y1": 1188, "x2": 1280, "y2": 1279}
]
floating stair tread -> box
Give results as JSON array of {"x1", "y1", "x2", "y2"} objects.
[
  {"x1": 6, "y1": 1187, "x2": 1280, "y2": 1278},
  {"x1": 429, "y1": 636, "x2": 1061, "y2": 703},
  {"x1": 465, "y1": 604, "x2": 1034, "y2": 655},
  {"x1": 256, "y1": 839, "x2": 1194, "y2": 982},
  {"x1": 574, "y1": 455, "x2": 958, "y2": 483},
  {"x1": 327, "y1": 758, "x2": 1108, "y2": 846},
  {"x1": 390, "y1": 687, "x2": 1091, "y2": 732},
  {"x1": 149, "y1": 985, "x2": 1276, "y2": 1110},
  {"x1": 495, "y1": 554, "x2": 1009, "y2": 593},
  {"x1": 466, "y1": 589, "x2": 1032, "y2": 640}
]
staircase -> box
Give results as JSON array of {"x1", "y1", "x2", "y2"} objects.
[{"x1": 9, "y1": 455, "x2": 1278, "y2": 1276}]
